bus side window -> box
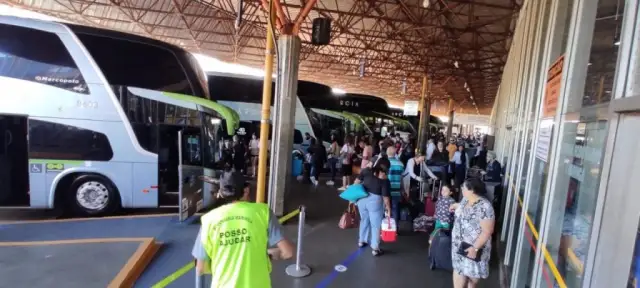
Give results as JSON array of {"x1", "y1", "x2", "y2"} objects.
[
  {"x1": 118, "y1": 91, "x2": 158, "y2": 153},
  {"x1": 0, "y1": 24, "x2": 89, "y2": 94},
  {"x1": 76, "y1": 32, "x2": 194, "y2": 96},
  {"x1": 28, "y1": 119, "x2": 113, "y2": 161}
]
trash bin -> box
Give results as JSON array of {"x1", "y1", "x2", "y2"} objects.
[{"x1": 292, "y1": 150, "x2": 304, "y2": 177}]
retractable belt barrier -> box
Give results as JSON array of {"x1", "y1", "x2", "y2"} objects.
[{"x1": 285, "y1": 206, "x2": 311, "y2": 277}]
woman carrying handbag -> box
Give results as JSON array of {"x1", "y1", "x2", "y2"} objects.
[{"x1": 352, "y1": 163, "x2": 392, "y2": 256}]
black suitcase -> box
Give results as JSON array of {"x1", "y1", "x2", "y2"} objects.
[{"x1": 429, "y1": 229, "x2": 454, "y2": 271}]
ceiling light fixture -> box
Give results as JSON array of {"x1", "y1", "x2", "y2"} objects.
[
  {"x1": 332, "y1": 88, "x2": 346, "y2": 95},
  {"x1": 401, "y1": 77, "x2": 407, "y2": 95}
]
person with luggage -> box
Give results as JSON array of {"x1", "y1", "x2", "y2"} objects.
[
  {"x1": 401, "y1": 152, "x2": 438, "y2": 197},
  {"x1": 450, "y1": 178, "x2": 495, "y2": 288},
  {"x1": 430, "y1": 184, "x2": 455, "y2": 244},
  {"x1": 354, "y1": 163, "x2": 392, "y2": 256}
]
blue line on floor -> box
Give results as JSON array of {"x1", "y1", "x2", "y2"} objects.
[{"x1": 315, "y1": 247, "x2": 364, "y2": 288}]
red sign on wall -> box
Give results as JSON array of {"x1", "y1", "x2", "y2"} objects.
[{"x1": 543, "y1": 55, "x2": 565, "y2": 119}]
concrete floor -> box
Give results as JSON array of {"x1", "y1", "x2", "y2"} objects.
[
  {"x1": 139, "y1": 177, "x2": 500, "y2": 287},
  {"x1": 0, "y1": 176, "x2": 500, "y2": 288},
  {"x1": 0, "y1": 242, "x2": 140, "y2": 288}
]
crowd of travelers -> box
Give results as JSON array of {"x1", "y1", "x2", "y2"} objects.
[
  {"x1": 192, "y1": 128, "x2": 503, "y2": 288},
  {"x1": 298, "y1": 129, "x2": 502, "y2": 288}
]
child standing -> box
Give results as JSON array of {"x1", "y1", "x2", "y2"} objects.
[{"x1": 430, "y1": 184, "x2": 456, "y2": 242}]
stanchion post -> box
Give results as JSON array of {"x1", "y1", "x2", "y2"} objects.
[
  {"x1": 195, "y1": 269, "x2": 204, "y2": 288},
  {"x1": 285, "y1": 206, "x2": 311, "y2": 277}
]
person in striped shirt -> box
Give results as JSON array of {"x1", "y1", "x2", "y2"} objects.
[{"x1": 386, "y1": 146, "x2": 405, "y2": 224}]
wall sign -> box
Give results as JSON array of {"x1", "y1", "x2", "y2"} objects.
[
  {"x1": 543, "y1": 55, "x2": 564, "y2": 119},
  {"x1": 535, "y1": 122, "x2": 553, "y2": 162},
  {"x1": 403, "y1": 101, "x2": 419, "y2": 116}
]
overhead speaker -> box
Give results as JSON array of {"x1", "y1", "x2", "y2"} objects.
[{"x1": 311, "y1": 18, "x2": 331, "y2": 46}]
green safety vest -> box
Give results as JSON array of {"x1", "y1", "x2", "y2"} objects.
[{"x1": 200, "y1": 202, "x2": 272, "y2": 288}]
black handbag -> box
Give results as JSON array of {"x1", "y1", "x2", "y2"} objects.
[
  {"x1": 457, "y1": 241, "x2": 483, "y2": 262},
  {"x1": 455, "y1": 203, "x2": 484, "y2": 262}
]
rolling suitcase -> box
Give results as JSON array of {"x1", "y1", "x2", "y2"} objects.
[
  {"x1": 429, "y1": 229, "x2": 453, "y2": 271},
  {"x1": 398, "y1": 206, "x2": 413, "y2": 231},
  {"x1": 424, "y1": 194, "x2": 436, "y2": 217},
  {"x1": 422, "y1": 179, "x2": 439, "y2": 217}
]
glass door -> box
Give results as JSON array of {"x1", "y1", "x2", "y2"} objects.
[{"x1": 589, "y1": 112, "x2": 640, "y2": 287}]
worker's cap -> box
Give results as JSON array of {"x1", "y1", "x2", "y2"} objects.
[{"x1": 219, "y1": 171, "x2": 250, "y2": 198}]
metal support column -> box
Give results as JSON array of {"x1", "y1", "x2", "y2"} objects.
[
  {"x1": 446, "y1": 98, "x2": 455, "y2": 140},
  {"x1": 256, "y1": 2, "x2": 276, "y2": 204},
  {"x1": 268, "y1": 35, "x2": 301, "y2": 216},
  {"x1": 417, "y1": 76, "x2": 431, "y2": 153}
]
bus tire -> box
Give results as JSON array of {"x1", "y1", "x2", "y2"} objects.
[{"x1": 67, "y1": 174, "x2": 120, "y2": 217}]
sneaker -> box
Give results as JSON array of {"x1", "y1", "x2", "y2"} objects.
[
  {"x1": 358, "y1": 242, "x2": 368, "y2": 248},
  {"x1": 310, "y1": 177, "x2": 318, "y2": 186},
  {"x1": 326, "y1": 180, "x2": 335, "y2": 186},
  {"x1": 338, "y1": 186, "x2": 347, "y2": 191},
  {"x1": 372, "y1": 249, "x2": 382, "y2": 256}
]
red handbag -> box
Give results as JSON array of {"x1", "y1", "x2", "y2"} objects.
[{"x1": 339, "y1": 203, "x2": 360, "y2": 229}]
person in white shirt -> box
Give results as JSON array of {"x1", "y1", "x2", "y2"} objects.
[
  {"x1": 402, "y1": 152, "x2": 438, "y2": 196},
  {"x1": 248, "y1": 133, "x2": 260, "y2": 177},
  {"x1": 426, "y1": 139, "x2": 436, "y2": 161},
  {"x1": 338, "y1": 136, "x2": 355, "y2": 191}
]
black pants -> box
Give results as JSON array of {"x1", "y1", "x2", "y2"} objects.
[{"x1": 233, "y1": 159, "x2": 245, "y2": 173}]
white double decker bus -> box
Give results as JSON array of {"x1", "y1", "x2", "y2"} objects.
[{"x1": 0, "y1": 16, "x2": 239, "y2": 217}]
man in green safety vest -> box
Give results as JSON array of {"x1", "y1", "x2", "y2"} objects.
[{"x1": 192, "y1": 171, "x2": 294, "y2": 287}]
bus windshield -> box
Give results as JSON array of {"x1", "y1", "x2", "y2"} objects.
[{"x1": 307, "y1": 109, "x2": 344, "y2": 144}]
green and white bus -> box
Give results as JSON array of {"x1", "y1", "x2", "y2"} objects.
[{"x1": 0, "y1": 16, "x2": 239, "y2": 217}]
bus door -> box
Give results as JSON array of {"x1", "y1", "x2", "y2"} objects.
[
  {"x1": 177, "y1": 129, "x2": 203, "y2": 221},
  {"x1": 157, "y1": 124, "x2": 204, "y2": 219},
  {"x1": 0, "y1": 115, "x2": 29, "y2": 207}
]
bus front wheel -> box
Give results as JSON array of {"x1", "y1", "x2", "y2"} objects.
[{"x1": 68, "y1": 174, "x2": 119, "y2": 217}]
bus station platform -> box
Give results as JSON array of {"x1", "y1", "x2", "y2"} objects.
[{"x1": 0, "y1": 177, "x2": 500, "y2": 288}]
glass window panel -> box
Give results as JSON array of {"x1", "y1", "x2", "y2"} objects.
[{"x1": 539, "y1": 0, "x2": 625, "y2": 286}]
